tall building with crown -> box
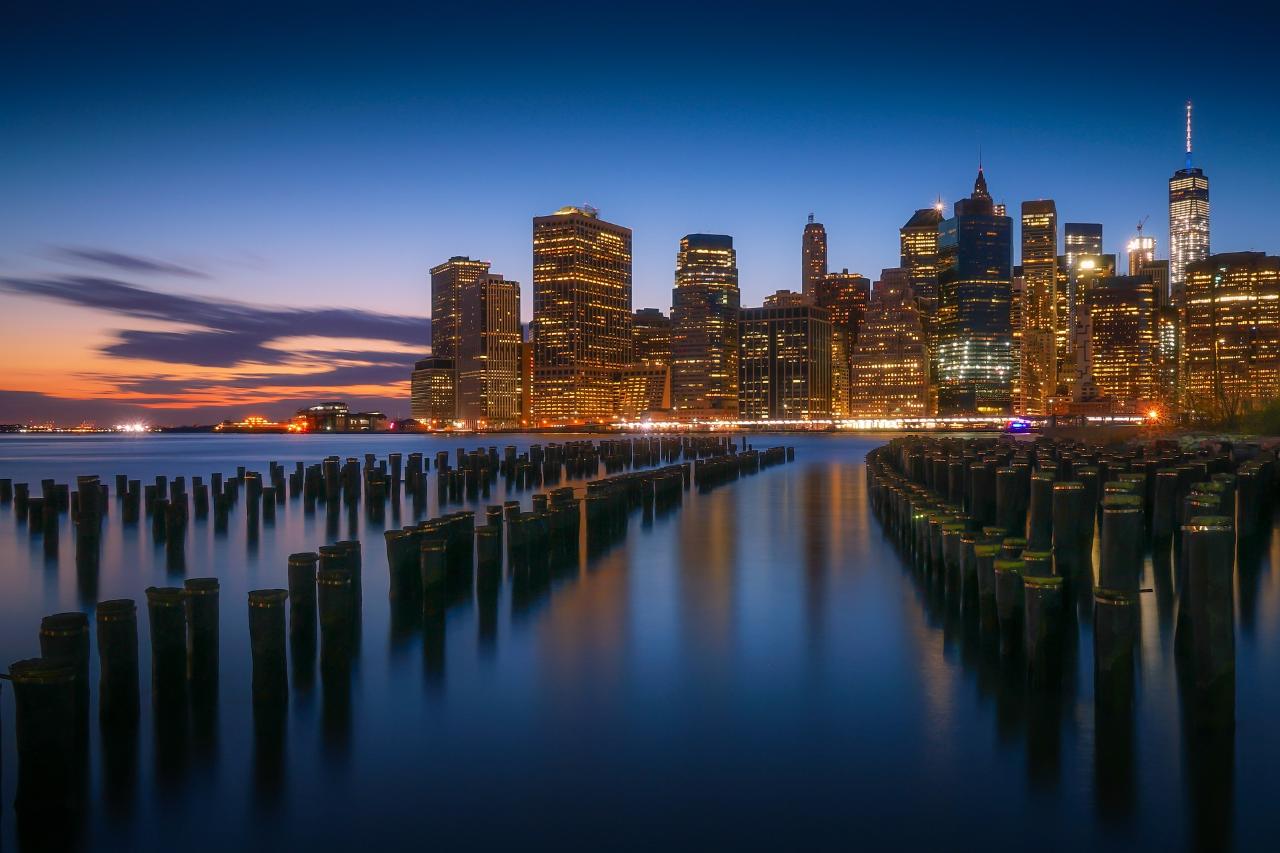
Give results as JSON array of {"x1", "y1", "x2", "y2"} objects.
[
  {"x1": 935, "y1": 167, "x2": 1014, "y2": 415},
  {"x1": 801, "y1": 215, "x2": 828, "y2": 298}
]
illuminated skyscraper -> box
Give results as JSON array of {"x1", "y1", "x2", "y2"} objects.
[
  {"x1": 1170, "y1": 101, "x2": 1210, "y2": 304},
  {"x1": 935, "y1": 167, "x2": 1013, "y2": 415},
  {"x1": 1086, "y1": 275, "x2": 1158, "y2": 411},
  {"x1": 814, "y1": 269, "x2": 870, "y2": 418},
  {"x1": 900, "y1": 205, "x2": 944, "y2": 310},
  {"x1": 671, "y1": 234, "x2": 739, "y2": 419},
  {"x1": 633, "y1": 308, "x2": 672, "y2": 366},
  {"x1": 1020, "y1": 200, "x2": 1058, "y2": 414},
  {"x1": 1142, "y1": 258, "x2": 1170, "y2": 302},
  {"x1": 456, "y1": 273, "x2": 521, "y2": 428},
  {"x1": 849, "y1": 269, "x2": 928, "y2": 417},
  {"x1": 411, "y1": 357, "x2": 456, "y2": 425},
  {"x1": 739, "y1": 303, "x2": 832, "y2": 420},
  {"x1": 763, "y1": 289, "x2": 812, "y2": 307},
  {"x1": 1067, "y1": 253, "x2": 1116, "y2": 388},
  {"x1": 616, "y1": 364, "x2": 670, "y2": 418},
  {"x1": 814, "y1": 270, "x2": 871, "y2": 339},
  {"x1": 1184, "y1": 253, "x2": 1280, "y2": 421},
  {"x1": 1127, "y1": 235, "x2": 1156, "y2": 277},
  {"x1": 801, "y1": 215, "x2": 827, "y2": 298},
  {"x1": 519, "y1": 340, "x2": 533, "y2": 427},
  {"x1": 1130, "y1": 255, "x2": 1177, "y2": 414},
  {"x1": 531, "y1": 206, "x2": 633, "y2": 424},
  {"x1": 430, "y1": 256, "x2": 490, "y2": 360},
  {"x1": 1010, "y1": 267, "x2": 1024, "y2": 414},
  {"x1": 1063, "y1": 223, "x2": 1103, "y2": 270}
]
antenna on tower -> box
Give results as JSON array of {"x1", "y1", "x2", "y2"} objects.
[{"x1": 1185, "y1": 100, "x2": 1194, "y2": 169}]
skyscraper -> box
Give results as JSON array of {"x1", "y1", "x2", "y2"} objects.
[
  {"x1": 814, "y1": 270, "x2": 871, "y2": 340},
  {"x1": 1067, "y1": 253, "x2": 1117, "y2": 389},
  {"x1": 801, "y1": 215, "x2": 827, "y2": 298},
  {"x1": 1170, "y1": 101, "x2": 1210, "y2": 304},
  {"x1": 849, "y1": 269, "x2": 928, "y2": 417},
  {"x1": 1127, "y1": 234, "x2": 1156, "y2": 276},
  {"x1": 1086, "y1": 275, "x2": 1159, "y2": 412},
  {"x1": 814, "y1": 269, "x2": 870, "y2": 418},
  {"x1": 900, "y1": 205, "x2": 944, "y2": 310},
  {"x1": 1063, "y1": 223, "x2": 1103, "y2": 270},
  {"x1": 430, "y1": 256, "x2": 490, "y2": 360},
  {"x1": 632, "y1": 308, "x2": 673, "y2": 367},
  {"x1": 1184, "y1": 253, "x2": 1280, "y2": 422},
  {"x1": 411, "y1": 357, "x2": 456, "y2": 425},
  {"x1": 1020, "y1": 200, "x2": 1058, "y2": 414},
  {"x1": 935, "y1": 167, "x2": 1014, "y2": 415},
  {"x1": 1135, "y1": 255, "x2": 1177, "y2": 415},
  {"x1": 1010, "y1": 266, "x2": 1024, "y2": 414},
  {"x1": 531, "y1": 206, "x2": 633, "y2": 424},
  {"x1": 624, "y1": 308, "x2": 673, "y2": 419},
  {"x1": 456, "y1": 272, "x2": 521, "y2": 428},
  {"x1": 739, "y1": 303, "x2": 832, "y2": 421},
  {"x1": 671, "y1": 234, "x2": 740, "y2": 419}
]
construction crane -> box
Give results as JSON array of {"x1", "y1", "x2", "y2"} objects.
[{"x1": 1136, "y1": 215, "x2": 1149, "y2": 237}]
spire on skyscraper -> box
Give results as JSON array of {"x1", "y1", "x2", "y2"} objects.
[
  {"x1": 973, "y1": 165, "x2": 990, "y2": 200},
  {"x1": 1185, "y1": 99, "x2": 1194, "y2": 169}
]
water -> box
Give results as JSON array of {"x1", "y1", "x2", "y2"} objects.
[{"x1": 0, "y1": 433, "x2": 1277, "y2": 851}]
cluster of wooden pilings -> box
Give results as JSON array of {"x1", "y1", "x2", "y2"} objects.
[
  {"x1": 866, "y1": 435, "x2": 1274, "y2": 727},
  {"x1": 0, "y1": 437, "x2": 795, "y2": 822},
  {"x1": 0, "y1": 436, "x2": 761, "y2": 575}
]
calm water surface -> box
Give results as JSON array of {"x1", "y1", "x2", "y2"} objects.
[{"x1": 0, "y1": 433, "x2": 1277, "y2": 851}]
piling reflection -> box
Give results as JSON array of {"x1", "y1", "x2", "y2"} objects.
[
  {"x1": 866, "y1": 434, "x2": 1271, "y2": 851},
  {"x1": 4, "y1": 434, "x2": 1274, "y2": 851}
]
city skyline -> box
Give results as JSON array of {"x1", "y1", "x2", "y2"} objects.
[{"x1": 3, "y1": 3, "x2": 1279, "y2": 424}]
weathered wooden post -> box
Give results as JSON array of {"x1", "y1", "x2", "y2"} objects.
[{"x1": 96, "y1": 599, "x2": 140, "y2": 723}]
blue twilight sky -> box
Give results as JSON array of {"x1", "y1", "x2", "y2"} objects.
[{"x1": 1, "y1": 1, "x2": 1278, "y2": 423}]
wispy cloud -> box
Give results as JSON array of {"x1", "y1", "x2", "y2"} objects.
[
  {"x1": 52, "y1": 247, "x2": 211, "y2": 279},
  {"x1": 0, "y1": 274, "x2": 430, "y2": 423}
]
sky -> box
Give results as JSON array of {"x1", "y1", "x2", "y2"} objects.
[{"x1": 2, "y1": 1, "x2": 1278, "y2": 425}]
